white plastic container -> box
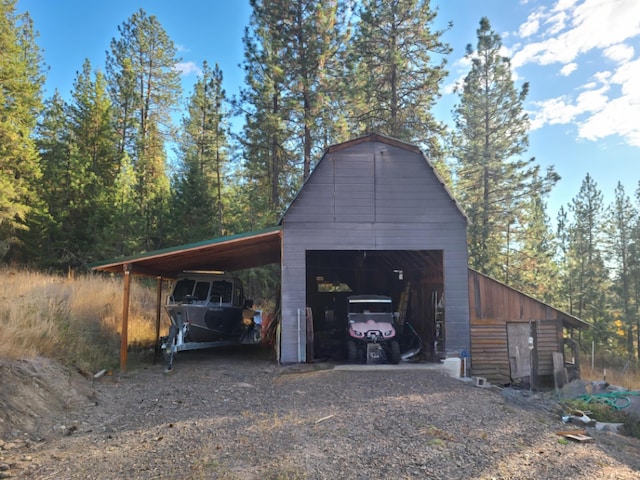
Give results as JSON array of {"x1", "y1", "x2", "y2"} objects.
[{"x1": 443, "y1": 357, "x2": 461, "y2": 379}]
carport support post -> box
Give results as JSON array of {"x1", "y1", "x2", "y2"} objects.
[
  {"x1": 154, "y1": 276, "x2": 163, "y2": 359},
  {"x1": 120, "y1": 263, "x2": 132, "y2": 372}
]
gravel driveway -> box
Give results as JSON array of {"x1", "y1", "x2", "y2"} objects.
[{"x1": 1, "y1": 345, "x2": 640, "y2": 479}]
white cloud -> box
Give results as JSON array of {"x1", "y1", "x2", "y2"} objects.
[
  {"x1": 512, "y1": 0, "x2": 640, "y2": 68},
  {"x1": 579, "y1": 58, "x2": 640, "y2": 145},
  {"x1": 603, "y1": 43, "x2": 635, "y2": 63},
  {"x1": 593, "y1": 70, "x2": 612, "y2": 83},
  {"x1": 560, "y1": 62, "x2": 577, "y2": 76},
  {"x1": 529, "y1": 96, "x2": 579, "y2": 130},
  {"x1": 514, "y1": 0, "x2": 640, "y2": 147},
  {"x1": 530, "y1": 79, "x2": 609, "y2": 130},
  {"x1": 174, "y1": 61, "x2": 202, "y2": 76},
  {"x1": 544, "y1": 11, "x2": 568, "y2": 35},
  {"x1": 519, "y1": 14, "x2": 541, "y2": 38}
]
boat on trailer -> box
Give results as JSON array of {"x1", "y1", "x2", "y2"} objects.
[{"x1": 160, "y1": 272, "x2": 260, "y2": 370}]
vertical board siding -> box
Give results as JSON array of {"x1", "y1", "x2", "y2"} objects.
[
  {"x1": 536, "y1": 320, "x2": 562, "y2": 375},
  {"x1": 468, "y1": 270, "x2": 571, "y2": 384},
  {"x1": 280, "y1": 139, "x2": 471, "y2": 363}
]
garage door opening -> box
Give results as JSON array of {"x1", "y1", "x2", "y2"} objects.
[{"x1": 305, "y1": 250, "x2": 444, "y2": 362}]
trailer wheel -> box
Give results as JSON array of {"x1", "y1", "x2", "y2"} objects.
[
  {"x1": 347, "y1": 340, "x2": 357, "y2": 363},
  {"x1": 389, "y1": 340, "x2": 401, "y2": 364}
]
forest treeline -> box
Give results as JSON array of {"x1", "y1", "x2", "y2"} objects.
[{"x1": 1, "y1": 1, "x2": 639, "y2": 359}]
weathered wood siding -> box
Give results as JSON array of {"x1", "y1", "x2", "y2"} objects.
[
  {"x1": 468, "y1": 269, "x2": 565, "y2": 383},
  {"x1": 536, "y1": 320, "x2": 563, "y2": 376},
  {"x1": 280, "y1": 139, "x2": 470, "y2": 363}
]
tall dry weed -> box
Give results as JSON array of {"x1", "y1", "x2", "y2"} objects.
[{"x1": 0, "y1": 267, "x2": 162, "y2": 371}]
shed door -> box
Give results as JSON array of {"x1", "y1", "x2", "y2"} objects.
[{"x1": 507, "y1": 323, "x2": 534, "y2": 381}]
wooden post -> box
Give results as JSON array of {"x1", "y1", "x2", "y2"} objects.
[
  {"x1": 120, "y1": 263, "x2": 132, "y2": 373},
  {"x1": 154, "y1": 276, "x2": 163, "y2": 361}
]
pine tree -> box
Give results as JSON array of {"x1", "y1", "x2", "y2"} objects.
[
  {"x1": 567, "y1": 174, "x2": 610, "y2": 346},
  {"x1": 236, "y1": 0, "x2": 351, "y2": 222},
  {"x1": 450, "y1": 17, "x2": 559, "y2": 279},
  {"x1": 33, "y1": 92, "x2": 72, "y2": 267},
  {"x1": 278, "y1": 0, "x2": 348, "y2": 179},
  {"x1": 632, "y1": 183, "x2": 640, "y2": 359},
  {"x1": 171, "y1": 62, "x2": 230, "y2": 244},
  {"x1": 508, "y1": 185, "x2": 558, "y2": 303},
  {"x1": 105, "y1": 9, "x2": 181, "y2": 251},
  {"x1": 70, "y1": 60, "x2": 118, "y2": 190},
  {"x1": 556, "y1": 205, "x2": 573, "y2": 313},
  {"x1": 35, "y1": 88, "x2": 100, "y2": 269},
  {"x1": 236, "y1": 0, "x2": 298, "y2": 220},
  {"x1": 605, "y1": 182, "x2": 637, "y2": 356},
  {"x1": 0, "y1": 0, "x2": 44, "y2": 259},
  {"x1": 67, "y1": 60, "x2": 120, "y2": 263},
  {"x1": 346, "y1": 0, "x2": 450, "y2": 153}
]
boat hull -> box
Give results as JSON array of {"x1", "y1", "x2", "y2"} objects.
[{"x1": 165, "y1": 304, "x2": 245, "y2": 343}]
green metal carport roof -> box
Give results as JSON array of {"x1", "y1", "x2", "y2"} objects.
[
  {"x1": 90, "y1": 226, "x2": 282, "y2": 277},
  {"x1": 90, "y1": 226, "x2": 282, "y2": 372}
]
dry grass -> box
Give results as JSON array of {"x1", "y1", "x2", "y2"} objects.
[
  {"x1": 582, "y1": 365, "x2": 640, "y2": 391},
  {"x1": 0, "y1": 267, "x2": 160, "y2": 371}
]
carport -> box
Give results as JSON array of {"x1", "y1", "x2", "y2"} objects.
[{"x1": 91, "y1": 227, "x2": 282, "y2": 371}]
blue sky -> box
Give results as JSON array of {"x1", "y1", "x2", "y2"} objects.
[{"x1": 17, "y1": 0, "x2": 640, "y2": 220}]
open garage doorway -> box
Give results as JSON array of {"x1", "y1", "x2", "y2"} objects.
[{"x1": 305, "y1": 250, "x2": 445, "y2": 363}]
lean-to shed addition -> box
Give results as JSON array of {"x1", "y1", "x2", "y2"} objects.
[
  {"x1": 278, "y1": 134, "x2": 471, "y2": 363},
  {"x1": 468, "y1": 269, "x2": 588, "y2": 387}
]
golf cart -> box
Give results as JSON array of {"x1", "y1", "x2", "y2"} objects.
[{"x1": 346, "y1": 295, "x2": 401, "y2": 364}]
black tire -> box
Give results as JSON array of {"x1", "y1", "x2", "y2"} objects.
[
  {"x1": 389, "y1": 340, "x2": 401, "y2": 364},
  {"x1": 347, "y1": 340, "x2": 357, "y2": 363}
]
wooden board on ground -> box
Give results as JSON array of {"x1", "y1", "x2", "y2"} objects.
[{"x1": 564, "y1": 434, "x2": 593, "y2": 443}]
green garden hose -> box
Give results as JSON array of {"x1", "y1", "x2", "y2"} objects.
[{"x1": 577, "y1": 391, "x2": 640, "y2": 410}]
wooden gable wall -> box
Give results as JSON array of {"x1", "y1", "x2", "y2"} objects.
[{"x1": 468, "y1": 269, "x2": 565, "y2": 384}]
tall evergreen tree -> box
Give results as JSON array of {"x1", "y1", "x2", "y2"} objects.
[
  {"x1": 0, "y1": 0, "x2": 44, "y2": 260},
  {"x1": 105, "y1": 9, "x2": 181, "y2": 252},
  {"x1": 567, "y1": 174, "x2": 610, "y2": 345},
  {"x1": 33, "y1": 92, "x2": 72, "y2": 267},
  {"x1": 556, "y1": 205, "x2": 574, "y2": 313},
  {"x1": 171, "y1": 62, "x2": 231, "y2": 244},
  {"x1": 346, "y1": 0, "x2": 450, "y2": 153},
  {"x1": 68, "y1": 60, "x2": 120, "y2": 263},
  {"x1": 508, "y1": 185, "x2": 558, "y2": 303},
  {"x1": 69, "y1": 60, "x2": 118, "y2": 190},
  {"x1": 279, "y1": 0, "x2": 348, "y2": 179},
  {"x1": 236, "y1": 0, "x2": 298, "y2": 221},
  {"x1": 605, "y1": 182, "x2": 637, "y2": 356},
  {"x1": 236, "y1": 0, "x2": 349, "y2": 223},
  {"x1": 632, "y1": 184, "x2": 640, "y2": 359},
  {"x1": 450, "y1": 17, "x2": 558, "y2": 280}
]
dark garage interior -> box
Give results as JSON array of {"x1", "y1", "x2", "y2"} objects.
[{"x1": 305, "y1": 249, "x2": 445, "y2": 362}]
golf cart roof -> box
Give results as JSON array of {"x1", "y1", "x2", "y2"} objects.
[{"x1": 348, "y1": 295, "x2": 392, "y2": 303}]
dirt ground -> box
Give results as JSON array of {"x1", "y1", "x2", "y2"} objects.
[{"x1": 1, "y1": 346, "x2": 640, "y2": 480}]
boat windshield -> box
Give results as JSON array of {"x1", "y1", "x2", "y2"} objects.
[
  {"x1": 210, "y1": 280, "x2": 233, "y2": 304},
  {"x1": 170, "y1": 277, "x2": 237, "y2": 305},
  {"x1": 172, "y1": 279, "x2": 211, "y2": 303}
]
